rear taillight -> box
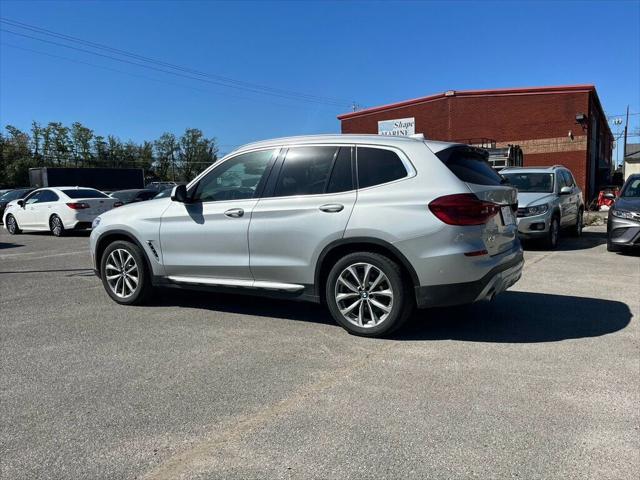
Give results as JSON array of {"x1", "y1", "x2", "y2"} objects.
[
  {"x1": 428, "y1": 194, "x2": 501, "y2": 226},
  {"x1": 113, "y1": 202, "x2": 123, "y2": 208},
  {"x1": 66, "y1": 202, "x2": 90, "y2": 210}
]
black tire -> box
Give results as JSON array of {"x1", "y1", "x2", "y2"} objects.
[
  {"x1": 544, "y1": 216, "x2": 560, "y2": 249},
  {"x1": 325, "y1": 252, "x2": 414, "y2": 337},
  {"x1": 100, "y1": 240, "x2": 152, "y2": 305},
  {"x1": 49, "y1": 215, "x2": 65, "y2": 237},
  {"x1": 5, "y1": 214, "x2": 21, "y2": 235},
  {"x1": 570, "y1": 208, "x2": 584, "y2": 237}
]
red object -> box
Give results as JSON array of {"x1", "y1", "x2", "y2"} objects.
[
  {"x1": 429, "y1": 194, "x2": 501, "y2": 226},
  {"x1": 597, "y1": 187, "x2": 619, "y2": 209},
  {"x1": 66, "y1": 202, "x2": 90, "y2": 210}
]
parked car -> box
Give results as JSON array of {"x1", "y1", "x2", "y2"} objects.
[
  {"x1": 153, "y1": 188, "x2": 173, "y2": 199},
  {"x1": 3, "y1": 187, "x2": 122, "y2": 236},
  {"x1": 0, "y1": 188, "x2": 35, "y2": 224},
  {"x1": 0, "y1": 188, "x2": 13, "y2": 197},
  {"x1": 501, "y1": 165, "x2": 584, "y2": 248},
  {"x1": 147, "y1": 181, "x2": 177, "y2": 191},
  {"x1": 606, "y1": 173, "x2": 640, "y2": 252},
  {"x1": 90, "y1": 135, "x2": 523, "y2": 337},
  {"x1": 110, "y1": 189, "x2": 159, "y2": 204}
]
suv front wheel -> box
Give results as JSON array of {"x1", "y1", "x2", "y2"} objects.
[
  {"x1": 100, "y1": 240, "x2": 152, "y2": 305},
  {"x1": 325, "y1": 252, "x2": 414, "y2": 337}
]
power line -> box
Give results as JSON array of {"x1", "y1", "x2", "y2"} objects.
[
  {"x1": 0, "y1": 19, "x2": 352, "y2": 108},
  {"x1": 0, "y1": 17, "x2": 352, "y2": 106},
  {"x1": 0, "y1": 41, "x2": 338, "y2": 112}
]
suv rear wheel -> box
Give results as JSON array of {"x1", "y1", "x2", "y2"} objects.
[
  {"x1": 325, "y1": 252, "x2": 413, "y2": 337},
  {"x1": 100, "y1": 240, "x2": 152, "y2": 305}
]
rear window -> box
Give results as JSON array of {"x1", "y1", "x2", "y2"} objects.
[
  {"x1": 62, "y1": 189, "x2": 108, "y2": 199},
  {"x1": 357, "y1": 147, "x2": 407, "y2": 188},
  {"x1": 111, "y1": 190, "x2": 136, "y2": 202},
  {"x1": 437, "y1": 147, "x2": 503, "y2": 186}
]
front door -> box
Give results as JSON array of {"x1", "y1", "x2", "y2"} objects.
[{"x1": 159, "y1": 148, "x2": 278, "y2": 281}]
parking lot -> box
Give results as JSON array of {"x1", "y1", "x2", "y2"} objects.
[{"x1": 0, "y1": 227, "x2": 638, "y2": 479}]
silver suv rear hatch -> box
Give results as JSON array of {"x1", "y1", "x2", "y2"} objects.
[{"x1": 435, "y1": 145, "x2": 518, "y2": 256}]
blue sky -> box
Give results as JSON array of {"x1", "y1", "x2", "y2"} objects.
[{"x1": 1, "y1": 0, "x2": 638, "y2": 157}]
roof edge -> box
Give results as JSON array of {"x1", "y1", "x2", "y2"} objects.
[{"x1": 338, "y1": 84, "x2": 596, "y2": 120}]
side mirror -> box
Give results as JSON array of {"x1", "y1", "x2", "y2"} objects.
[
  {"x1": 171, "y1": 184, "x2": 189, "y2": 203},
  {"x1": 604, "y1": 193, "x2": 615, "y2": 200},
  {"x1": 559, "y1": 186, "x2": 572, "y2": 195},
  {"x1": 17, "y1": 200, "x2": 25, "y2": 208}
]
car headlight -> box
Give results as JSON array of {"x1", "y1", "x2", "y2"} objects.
[
  {"x1": 521, "y1": 204, "x2": 549, "y2": 217},
  {"x1": 92, "y1": 216, "x2": 101, "y2": 229},
  {"x1": 611, "y1": 209, "x2": 639, "y2": 221}
]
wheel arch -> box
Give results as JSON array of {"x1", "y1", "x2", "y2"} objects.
[
  {"x1": 314, "y1": 237, "x2": 419, "y2": 303},
  {"x1": 95, "y1": 229, "x2": 153, "y2": 278}
]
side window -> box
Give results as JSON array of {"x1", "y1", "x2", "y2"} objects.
[
  {"x1": 557, "y1": 171, "x2": 569, "y2": 189},
  {"x1": 38, "y1": 190, "x2": 59, "y2": 203},
  {"x1": 562, "y1": 170, "x2": 575, "y2": 187},
  {"x1": 357, "y1": 147, "x2": 407, "y2": 189},
  {"x1": 274, "y1": 146, "x2": 337, "y2": 197},
  {"x1": 25, "y1": 191, "x2": 45, "y2": 204},
  {"x1": 326, "y1": 147, "x2": 354, "y2": 193},
  {"x1": 192, "y1": 149, "x2": 276, "y2": 202}
]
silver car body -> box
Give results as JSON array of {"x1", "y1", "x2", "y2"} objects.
[
  {"x1": 607, "y1": 174, "x2": 640, "y2": 248},
  {"x1": 90, "y1": 135, "x2": 524, "y2": 308},
  {"x1": 501, "y1": 165, "x2": 584, "y2": 239}
]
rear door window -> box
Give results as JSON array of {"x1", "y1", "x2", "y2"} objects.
[
  {"x1": 357, "y1": 147, "x2": 407, "y2": 188},
  {"x1": 38, "y1": 190, "x2": 59, "y2": 202},
  {"x1": 326, "y1": 147, "x2": 354, "y2": 193},
  {"x1": 274, "y1": 146, "x2": 338, "y2": 197},
  {"x1": 436, "y1": 146, "x2": 503, "y2": 186}
]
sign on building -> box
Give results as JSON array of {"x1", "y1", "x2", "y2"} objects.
[{"x1": 378, "y1": 117, "x2": 416, "y2": 136}]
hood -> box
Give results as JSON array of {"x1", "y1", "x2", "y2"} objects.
[
  {"x1": 614, "y1": 197, "x2": 640, "y2": 212},
  {"x1": 516, "y1": 192, "x2": 555, "y2": 208}
]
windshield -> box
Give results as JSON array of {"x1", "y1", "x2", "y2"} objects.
[
  {"x1": 62, "y1": 188, "x2": 108, "y2": 199},
  {"x1": 0, "y1": 189, "x2": 32, "y2": 202},
  {"x1": 620, "y1": 177, "x2": 640, "y2": 198},
  {"x1": 502, "y1": 173, "x2": 554, "y2": 193}
]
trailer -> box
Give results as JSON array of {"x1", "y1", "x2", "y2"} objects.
[{"x1": 29, "y1": 167, "x2": 145, "y2": 191}]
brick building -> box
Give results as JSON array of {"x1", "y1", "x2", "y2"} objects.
[{"x1": 338, "y1": 85, "x2": 613, "y2": 200}]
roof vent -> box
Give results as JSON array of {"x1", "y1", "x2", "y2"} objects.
[{"x1": 444, "y1": 90, "x2": 455, "y2": 96}]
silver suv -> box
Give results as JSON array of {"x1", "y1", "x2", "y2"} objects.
[
  {"x1": 90, "y1": 135, "x2": 524, "y2": 337},
  {"x1": 501, "y1": 165, "x2": 584, "y2": 249}
]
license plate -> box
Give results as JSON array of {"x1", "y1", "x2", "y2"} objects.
[{"x1": 501, "y1": 206, "x2": 515, "y2": 225}]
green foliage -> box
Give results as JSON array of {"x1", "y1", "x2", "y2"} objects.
[{"x1": 0, "y1": 121, "x2": 219, "y2": 187}]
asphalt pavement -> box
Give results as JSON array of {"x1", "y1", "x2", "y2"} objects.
[{"x1": 0, "y1": 227, "x2": 638, "y2": 479}]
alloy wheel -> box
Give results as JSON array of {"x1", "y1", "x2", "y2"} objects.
[
  {"x1": 51, "y1": 216, "x2": 63, "y2": 236},
  {"x1": 7, "y1": 216, "x2": 16, "y2": 234},
  {"x1": 105, "y1": 248, "x2": 139, "y2": 299},
  {"x1": 334, "y1": 262, "x2": 394, "y2": 328}
]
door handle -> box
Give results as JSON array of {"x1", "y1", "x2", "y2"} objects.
[
  {"x1": 319, "y1": 203, "x2": 344, "y2": 213},
  {"x1": 224, "y1": 208, "x2": 244, "y2": 218}
]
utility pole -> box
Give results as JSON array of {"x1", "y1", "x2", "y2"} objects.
[{"x1": 622, "y1": 105, "x2": 629, "y2": 175}]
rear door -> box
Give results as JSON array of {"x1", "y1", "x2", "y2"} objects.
[
  {"x1": 437, "y1": 146, "x2": 518, "y2": 256},
  {"x1": 248, "y1": 146, "x2": 356, "y2": 287}
]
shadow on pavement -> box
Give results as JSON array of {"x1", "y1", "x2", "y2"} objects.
[
  {"x1": 522, "y1": 230, "x2": 607, "y2": 252},
  {"x1": 152, "y1": 289, "x2": 632, "y2": 343},
  {"x1": 0, "y1": 242, "x2": 24, "y2": 250}
]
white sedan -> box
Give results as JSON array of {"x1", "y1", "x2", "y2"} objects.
[{"x1": 3, "y1": 187, "x2": 122, "y2": 236}]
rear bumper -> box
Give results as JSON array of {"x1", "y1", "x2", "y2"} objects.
[{"x1": 415, "y1": 250, "x2": 524, "y2": 308}]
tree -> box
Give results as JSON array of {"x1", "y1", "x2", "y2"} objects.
[
  {"x1": 154, "y1": 132, "x2": 178, "y2": 182},
  {"x1": 70, "y1": 121, "x2": 94, "y2": 167},
  {"x1": 178, "y1": 128, "x2": 218, "y2": 181}
]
